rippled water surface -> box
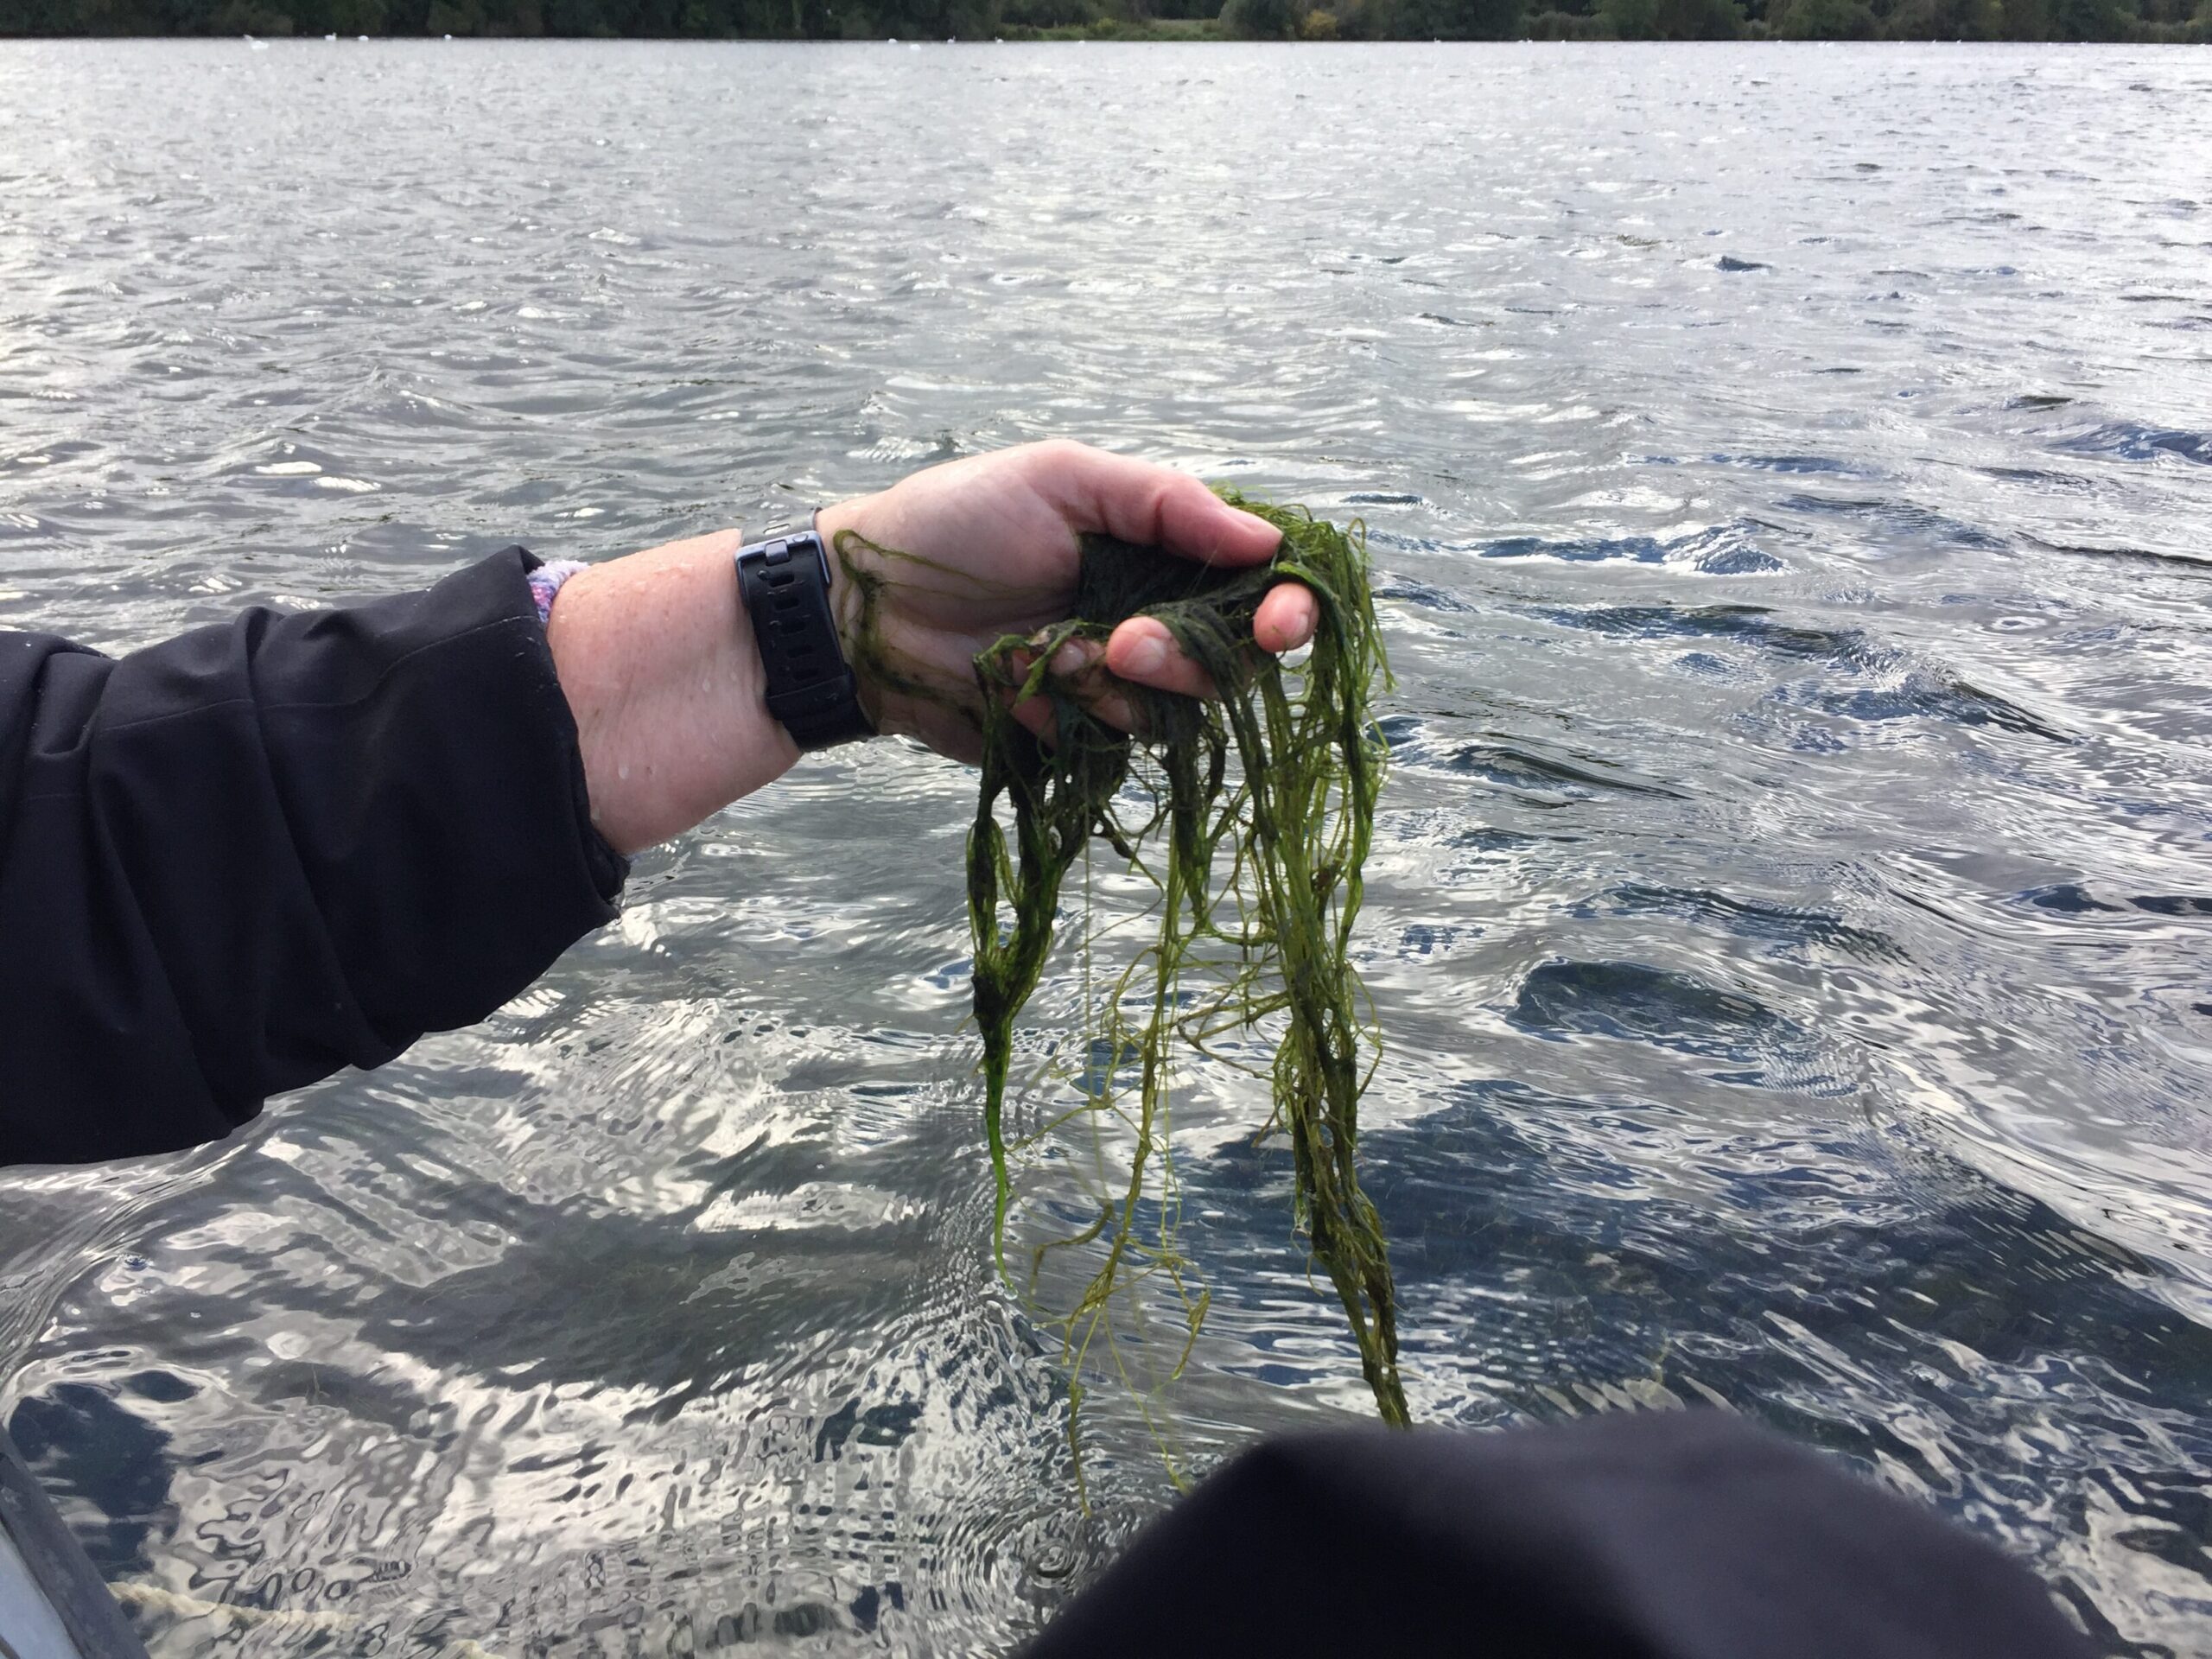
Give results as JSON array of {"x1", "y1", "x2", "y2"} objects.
[{"x1": 3, "y1": 36, "x2": 2210, "y2": 1657}]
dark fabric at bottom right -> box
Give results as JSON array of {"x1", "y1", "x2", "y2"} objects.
[{"x1": 1027, "y1": 1409, "x2": 2090, "y2": 1659}]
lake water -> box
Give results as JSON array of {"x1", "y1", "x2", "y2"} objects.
[{"x1": 2, "y1": 36, "x2": 2209, "y2": 1657}]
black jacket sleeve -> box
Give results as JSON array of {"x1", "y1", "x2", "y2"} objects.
[
  {"x1": 0, "y1": 549, "x2": 626, "y2": 1167},
  {"x1": 1027, "y1": 1410, "x2": 2091, "y2": 1659}
]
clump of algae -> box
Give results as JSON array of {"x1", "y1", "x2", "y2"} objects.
[{"x1": 833, "y1": 490, "x2": 1405, "y2": 1467}]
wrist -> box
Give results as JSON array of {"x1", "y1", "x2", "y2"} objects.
[
  {"x1": 812, "y1": 498, "x2": 880, "y2": 728},
  {"x1": 734, "y1": 518, "x2": 874, "y2": 751},
  {"x1": 813, "y1": 493, "x2": 989, "y2": 751}
]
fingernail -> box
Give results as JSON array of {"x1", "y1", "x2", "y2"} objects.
[
  {"x1": 1122, "y1": 635, "x2": 1168, "y2": 677},
  {"x1": 1052, "y1": 640, "x2": 1097, "y2": 676}
]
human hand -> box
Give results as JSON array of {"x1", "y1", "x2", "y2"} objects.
[
  {"x1": 547, "y1": 442, "x2": 1317, "y2": 855},
  {"x1": 812, "y1": 441, "x2": 1318, "y2": 765}
]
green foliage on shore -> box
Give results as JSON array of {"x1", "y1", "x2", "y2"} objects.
[
  {"x1": 1243, "y1": 0, "x2": 2207, "y2": 39},
  {"x1": 3, "y1": 0, "x2": 2201, "y2": 41}
]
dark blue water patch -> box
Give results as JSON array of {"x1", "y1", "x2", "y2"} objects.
[
  {"x1": 1671, "y1": 651, "x2": 1740, "y2": 680},
  {"x1": 1978, "y1": 464, "x2": 2094, "y2": 497},
  {"x1": 2023, "y1": 883, "x2": 2127, "y2": 915},
  {"x1": 120, "y1": 1370, "x2": 196, "y2": 1404},
  {"x1": 1436, "y1": 827, "x2": 1578, "y2": 887},
  {"x1": 2130, "y1": 893, "x2": 2212, "y2": 918},
  {"x1": 2007, "y1": 393, "x2": 2075, "y2": 410},
  {"x1": 1716, "y1": 256, "x2": 1770, "y2": 272},
  {"x1": 1507, "y1": 958, "x2": 1802, "y2": 1070},
  {"x1": 1398, "y1": 922, "x2": 1480, "y2": 958},
  {"x1": 1484, "y1": 532, "x2": 1669, "y2": 564},
  {"x1": 1076, "y1": 1035, "x2": 1142, "y2": 1097},
  {"x1": 2025, "y1": 885, "x2": 2212, "y2": 920},
  {"x1": 848, "y1": 1580, "x2": 907, "y2": 1634},
  {"x1": 1672, "y1": 524, "x2": 1785, "y2": 573},
  {"x1": 1448, "y1": 828, "x2": 1557, "y2": 854},
  {"x1": 1344, "y1": 492, "x2": 1424, "y2": 505},
  {"x1": 1577, "y1": 884, "x2": 1903, "y2": 961},
  {"x1": 1218, "y1": 1344, "x2": 1328, "y2": 1392},
  {"x1": 2023, "y1": 534, "x2": 2212, "y2": 573},
  {"x1": 1373, "y1": 575, "x2": 1475, "y2": 613},
  {"x1": 1186, "y1": 1083, "x2": 2212, "y2": 1534},
  {"x1": 1637, "y1": 451, "x2": 1858, "y2": 477},
  {"x1": 8, "y1": 1383, "x2": 175, "y2": 1574},
  {"x1": 1693, "y1": 547, "x2": 1784, "y2": 575},
  {"x1": 1427, "y1": 741, "x2": 1689, "y2": 803},
  {"x1": 1376, "y1": 712, "x2": 1426, "y2": 753},
  {"x1": 1789, "y1": 673, "x2": 2069, "y2": 743},
  {"x1": 1414, "y1": 312, "x2": 1487, "y2": 327},
  {"x1": 814, "y1": 1396, "x2": 925, "y2": 1461},
  {"x1": 1529, "y1": 603, "x2": 1878, "y2": 671},
  {"x1": 1773, "y1": 494, "x2": 2008, "y2": 553},
  {"x1": 771, "y1": 1604, "x2": 842, "y2": 1640},
  {"x1": 2053, "y1": 422, "x2": 2212, "y2": 467},
  {"x1": 696, "y1": 1601, "x2": 860, "y2": 1645},
  {"x1": 1709, "y1": 454, "x2": 1853, "y2": 474},
  {"x1": 1478, "y1": 521, "x2": 1781, "y2": 572}
]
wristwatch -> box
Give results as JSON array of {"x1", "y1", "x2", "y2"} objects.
[{"x1": 734, "y1": 524, "x2": 875, "y2": 751}]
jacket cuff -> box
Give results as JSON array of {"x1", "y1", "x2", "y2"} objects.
[{"x1": 512, "y1": 544, "x2": 630, "y2": 906}]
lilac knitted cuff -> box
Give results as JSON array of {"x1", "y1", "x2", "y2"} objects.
[{"x1": 528, "y1": 560, "x2": 589, "y2": 626}]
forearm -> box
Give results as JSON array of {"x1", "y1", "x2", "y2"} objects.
[{"x1": 543, "y1": 528, "x2": 799, "y2": 857}]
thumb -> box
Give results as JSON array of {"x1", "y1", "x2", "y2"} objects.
[{"x1": 1031, "y1": 442, "x2": 1283, "y2": 567}]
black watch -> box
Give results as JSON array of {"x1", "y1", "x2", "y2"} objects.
[{"x1": 734, "y1": 525, "x2": 875, "y2": 751}]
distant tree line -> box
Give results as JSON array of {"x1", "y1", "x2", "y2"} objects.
[
  {"x1": 1222, "y1": 0, "x2": 2201, "y2": 40},
  {"x1": 2, "y1": 0, "x2": 2201, "y2": 46}
]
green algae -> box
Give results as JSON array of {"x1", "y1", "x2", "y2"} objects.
[{"x1": 833, "y1": 491, "x2": 1406, "y2": 1460}]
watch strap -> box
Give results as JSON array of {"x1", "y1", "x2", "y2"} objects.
[{"x1": 734, "y1": 528, "x2": 875, "y2": 751}]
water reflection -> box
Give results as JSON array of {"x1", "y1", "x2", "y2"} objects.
[{"x1": 0, "y1": 36, "x2": 2209, "y2": 1659}]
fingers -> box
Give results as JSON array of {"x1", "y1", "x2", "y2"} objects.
[
  {"x1": 1255, "y1": 582, "x2": 1318, "y2": 654},
  {"x1": 1009, "y1": 695, "x2": 1055, "y2": 746},
  {"x1": 1104, "y1": 618, "x2": 1213, "y2": 701},
  {"x1": 1007, "y1": 638, "x2": 1137, "y2": 748},
  {"x1": 1009, "y1": 685, "x2": 1136, "y2": 747},
  {"x1": 1052, "y1": 637, "x2": 1139, "y2": 729},
  {"x1": 1103, "y1": 582, "x2": 1318, "y2": 695},
  {"x1": 1013, "y1": 584, "x2": 1318, "y2": 747},
  {"x1": 1033, "y1": 441, "x2": 1282, "y2": 567}
]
